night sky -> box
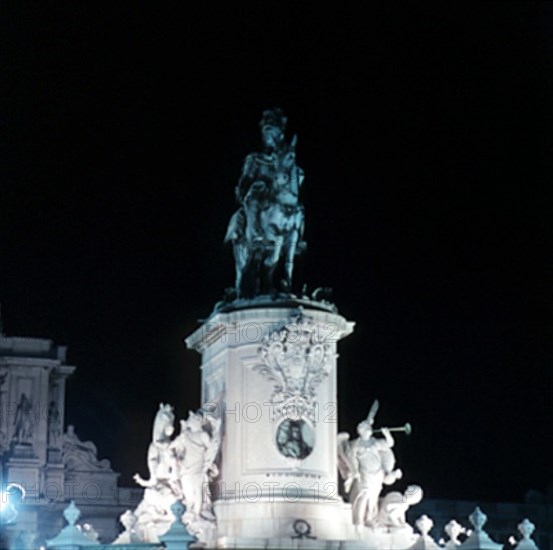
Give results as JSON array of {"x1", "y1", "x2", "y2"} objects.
[{"x1": 1, "y1": 3, "x2": 551, "y2": 504}]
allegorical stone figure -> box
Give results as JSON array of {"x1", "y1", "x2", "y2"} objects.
[
  {"x1": 170, "y1": 410, "x2": 221, "y2": 521},
  {"x1": 133, "y1": 403, "x2": 176, "y2": 489},
  {"x1": 131, "y1": 404, "x2": 221, "y2": 544},
  {"x1": 132, "y1": 404, "x2": 179, "y2": 542},
  {"x1": 337, "y1": 400, "x2": 403, "y2": 529},
  {"x1": 63, "y1": 425, "x2": 112, "y2": 470},
  {"x1": 47, "y1": 400, "x2": 61, "y2": 449},
  {"x1": 13, "y1": 393, "x2": 34, "y2": 444},
  {"x1": 376, "y1": 485, "x2": 423, "y2": 530},
  {"x1": 225, "y1": 108, "x2": 305, "y2": 298}
]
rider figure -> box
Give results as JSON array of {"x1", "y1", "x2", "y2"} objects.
[{"x1": 227, "y1": 109, "x2": 287, "y2": 243}]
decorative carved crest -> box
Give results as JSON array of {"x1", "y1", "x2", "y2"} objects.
[{"x1": 254, "y1": 313, "x2": 335, "y2": 421}]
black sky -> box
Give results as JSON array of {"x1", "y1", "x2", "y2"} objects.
[{"x1": 1, "y1": 3, "x2": 552, "y2": 503}]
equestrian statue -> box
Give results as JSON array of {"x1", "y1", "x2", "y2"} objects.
[{"x1": 225, "y1": 108, "x2": 305, "y2": 298}]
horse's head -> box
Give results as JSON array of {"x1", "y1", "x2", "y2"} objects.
[
  {"x1": 152, "y1": 403, "x2": 175, "y2": 443},
  {"x1": 278, "y1": 134, "x2": 297, "y2": 170}
]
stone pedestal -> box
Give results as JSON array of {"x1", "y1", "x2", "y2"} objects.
[
  {"x1": 9, "y1": 442, "x2": 37, "y2": 459},
  {"x1": 186, "y1": 304, "x2": 355, "y2": 543},
  {"x1": 5, "y1": 452, "x2": 41, "y2": 489},
  {"x1": 47, "y1": 448, "x2": 63, "y2": 463}
]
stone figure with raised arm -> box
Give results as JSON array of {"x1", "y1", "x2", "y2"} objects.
[
  {"x1": 225, "y1": 108, "x2": 305, "y2": 298},
  {"x1": 170, "y1": 410, "x2": 222, "y2": 521},
  {"x1": 337, "y1": 400, "x2": 403, "y2": 529},
  {"x1": 130, "y1": 404, "x2": 221, "y2": 544},
  {"x1": 133, "y1": 403, "x2": 177, "y2": 489},
  {"x1": 132, "y1": 403, "x2": 180, "y2": 542}
]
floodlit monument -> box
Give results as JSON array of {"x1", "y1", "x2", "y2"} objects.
[
  {"x1": 24, "y1": 110, "x2": 545, "y2": 549},
  {"x1": 95, "y1": 109, "x2": 542, "y2": 550}
]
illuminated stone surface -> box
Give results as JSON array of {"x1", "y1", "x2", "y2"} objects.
[
  {"x1": 186, "y1": 307, "x2": 359, "y2": 545},
  {"x1": 0, "y1": 333, "x2": 142, "y2": 547}
]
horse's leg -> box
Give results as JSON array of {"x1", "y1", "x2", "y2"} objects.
[
  {"x1": 233, "y1": 241, "x2": 249, "y2": 297},
  {"x1": 283, "y1": 229, "x2": 299, "y2": 290},
  {"x1": 262, "y1": 234, "x2": 282, "y2": 294},
  {"x1": 245, "y1": 198, "x2": 262, "y2": 242}
]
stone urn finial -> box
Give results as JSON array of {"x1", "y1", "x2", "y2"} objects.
[
  {"x1": 416, "y1": 514, "x2": 434, "y2": 537},
  {"x1": 63, "y1": 500, "x2": 81, "y2": 526},
  {"x1": 469, "y1": 506, "x2": 487, "y2": 533},
  {"x1": 170, "y1": 500, "x2": 186, "y2": 521},
  {"x1": 46, "y1": 500, "x2": 100, "y2": 548},
  {"x1": 462, "y1": 507, "x2": 502, "y2": 550},
  {"x1": 445, "y1": 519, "x2": 464, "y2": 545},
  {"x1": 515, "y1": 519, "x2": 539, "y2": 550},
  {"x1": 518, "y1": 519, "x2": 535, "y2": 540},
  {"x1": 159, "y1": 500, "x2": 197, "y2": 550}
]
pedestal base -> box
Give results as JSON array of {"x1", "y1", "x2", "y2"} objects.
[
  {"x1": 214, "y1": 499, "x2": 355, "y2": 541},
  {"x1": 340, "y1": 527, "x2": 418, "y2": 550},
  {"x1": 47, "y1": 448, "x2": 63, "y2": 463},
  {"x1": 213, "y1": 501, "x2": 419, "y2": 550},
  {"x1": 5, "y1": 451, "x2": 41, "y2": 489},
  {"x1": 214, "y1": 529, "x2": 418, "y2": 550},
  {"x1": 9, "y1": 442, "x2": 37, "y2": 459},
  {"x1": 216, "y1": 536, "x2": 341, "y2": 549}
]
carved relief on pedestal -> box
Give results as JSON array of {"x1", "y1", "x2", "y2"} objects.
[
  {"x1": 253, "y1": 313, "x2": 335, "y2": 459},
  {"x1": 255, "y1": 313, "x2": 336, "y2": 419},
  {"x1": 275, "y1": 417, "x2": 315, "y2": 459}
]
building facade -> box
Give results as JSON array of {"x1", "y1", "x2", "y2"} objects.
[{"x1": 0, "y1": 331, "x2": 141, "y2": 548}]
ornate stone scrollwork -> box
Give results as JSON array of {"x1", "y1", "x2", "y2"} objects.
[{"x1": 254, "y1": 313, "x2": 336, "y2": 423}]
